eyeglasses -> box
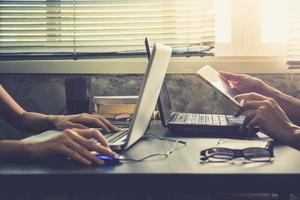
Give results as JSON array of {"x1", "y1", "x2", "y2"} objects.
[
  {"x1": 114, "y1": 113, "x2": 131, "y2": 121},
  {"x1": 200, "y1": 141, "x2": 274, "y2": 162}
]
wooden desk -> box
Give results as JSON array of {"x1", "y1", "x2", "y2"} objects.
[{"x1": 0, "y1": 121, "x2": 299, "y2": 199}]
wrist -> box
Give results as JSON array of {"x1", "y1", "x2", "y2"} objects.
[
  {"x1": 46, "y1": 115, "x2": 61, "y2": 130},
  {"x1": 21, "y1": 138, "x2": 43, "y2": 159},
  {"x1": 284, "y1": 125, "x2": 300, "y2": 149},
  {"x1": 21, "y1": 141, "x2": 36, "y2": 159}
]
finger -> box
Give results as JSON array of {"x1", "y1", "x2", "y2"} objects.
[
  {"x1": 219, "y1": 71, "x2": 243, "y2": 81},
  {"x1": 247, "y1": 116, "x2": 261, "y2": 136},
  {"x1": 65, "y1": 138, "x2": 105, "y2": 165},
  {"x1": 239, "y1": 111, "x2": 256, "y2": 133},
  {"x1": 68, "y1": 129, "x2": 116, "y2": 156},
  {"x1": 67, "y1": 122, "x2": 88, "y2": 129},
  {"x1": 234, "y1": 93, "x2": 266, "y2": 102},
  {"x1": 94, "y1": 145, "x2": 117, "y2": 157},
  {"x1": 58, "y1": 145, "x2": 92, "y2": 166},
  {"x1": 248, "y1": 116, "x2": 260, "y2": 127},
  {"x1": 94, "y1": 115, "x2": 119, "y2": 132},
  {"x1": 234, "y1": 100, "x2": 264, "y2": 117},
  {"x1": 71, "y1": 116, "x2": 110, "y2": 131},
  {"x1": 83, "y1": 128, "x2": 109, "y2": 148}
]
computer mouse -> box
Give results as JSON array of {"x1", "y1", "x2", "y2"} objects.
[{"x1": 95, "y1": 154, "x2": 121, "y2": 165}]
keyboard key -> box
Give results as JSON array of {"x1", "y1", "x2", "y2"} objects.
[
  {"x1": 175, "y1": 114, "x2": 186, "y2": 124},
  {"x1": 212, "y1": 115, "x2": 220, "y2": 125},
  {"x1": 106, "y1": 130, "x2": 128, "y2": 143},
  {"x1": 218, "y1": 115, "x2": 228, "y2": 126},
  {"x1": 169, "y1": 113, "x2": 177, "y2": 123},
  {"x1": 109, "y1": 131, "x2": 128, "y2": 143},
  {"x1": 227, "y1": 115, "x2": 245, "y2": 125},
  {"x1": 117, "y1": 134, "x2": 128, "y2": 143},
  {"x1": 104, "y1": 133, "x2": 114, "y2": 138},
  {"x1": 205, "y1": 115, "x2": 213, "y2": 125},
  {"x1": 184, "y1": 114, "x2": 192, "y2": 124},
  {"x1": 198, "y1": 114, "x2": 205, "y2": 125},
  {"x1": 191, "y1": 114, "x2": 199, "y2": 124}
]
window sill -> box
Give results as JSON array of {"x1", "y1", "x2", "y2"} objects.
[{"x1": 0, "y1": 56, "x2": 298, "y2": 74}]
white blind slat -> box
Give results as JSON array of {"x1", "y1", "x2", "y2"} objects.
[{"x1": 0, "y1": 0, "x2": 215, "y2": 59}]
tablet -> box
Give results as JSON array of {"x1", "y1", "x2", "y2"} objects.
[{"x1": 196, "y1": 65, "x2": 242, "y2": 108}]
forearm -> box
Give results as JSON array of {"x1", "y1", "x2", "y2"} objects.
[
  {"x1": 0, "y1": 86, "x2": 55, "y2": 132},
  {"x1": 15, "y1": 112, "x2": 56, "y2": 133},
  {"x1": 0, "y1": 140, "x2": 27, "y2": 159},
  {"x1": 263, "y1": 84, "x2": 300, "y2": 125}
]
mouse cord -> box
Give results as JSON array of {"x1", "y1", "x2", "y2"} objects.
[{"x1": 119, "y1": 134, "x2": 187, "y2": 162}]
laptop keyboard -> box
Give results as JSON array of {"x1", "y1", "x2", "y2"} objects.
[
  {"x1": 172, "y1": 113, "x2": 244, "y2": 126},
  {"x1": 104, "y1": 129, "x2": 128, "y2": 143}
]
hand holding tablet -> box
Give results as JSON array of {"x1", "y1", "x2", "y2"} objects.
[{"x1": 196, "y1": 65, "x2": 243, "y2": 108}]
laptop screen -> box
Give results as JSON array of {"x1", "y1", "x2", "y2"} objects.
[
  {"x1": 145, "y1": 38, "x2": 172, "y2": 127},
  {"x1": 125, "y1": 43, "x2": 172, "y2": 149},
  {"x1": 157, "y1": 80, "x2": 173, "y2": 126}
]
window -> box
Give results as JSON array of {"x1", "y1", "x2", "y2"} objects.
[
  {"x1": 261, "y1": 0, "x2": 287, "y2": 44},
  {"x1": 215, "y1": 0, "x2": 288, "y2": 57},
  {"x1": 287, "y1": 0, "x2": 300, "y2": 68},
  {"x1": 0, "y1": 0, "x2": 215, "y2": 60}
]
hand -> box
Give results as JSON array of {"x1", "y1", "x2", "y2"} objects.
[
  {"x1": 22, "y1": 128, "x2": 117, "y2": 165},
  {"x1": 50, "y1": 113, "x2": 119, "y2": 132},
  {"x1": 219, "y1": 71, "x2": 267, "y2": 94},
  {"x1": 234, "y1": 92, "x2": 298, "y2": 144}
]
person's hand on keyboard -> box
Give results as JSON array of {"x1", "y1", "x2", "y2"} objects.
[
  {"x1": 234, "y1": 93, "x2": 299, "y2": 145},
  {"x1": 49, "y1": 113, "x2": 120, "y2": 133},
  {"x1": 22, "y1": 128, "x2": 117, "y2": 166}
]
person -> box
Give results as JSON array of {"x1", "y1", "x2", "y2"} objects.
[
  {"x1": 0, "y1": 85, "x2": 119, "y2": 165},
  {"x1": 220, "y1": 71, "x2": 300, "y2": 150}
]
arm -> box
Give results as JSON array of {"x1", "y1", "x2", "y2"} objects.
[
  {"x1": 0, "y1": 85, "x2": 118, "y2": 133},
  {"x1": 0, "y1": 129, "x2": 117, "y2": 165},
  {"x1": 0, "y1": 140, "x2": 27, "y2": 159},
  {"x1": 0, "y1": 85, "x2": 53, "y2": 132},
  {"x1": 0, "y1": 86, "x2": 118, "y2": 165},
  {"x1": 220, "y1": 72, "x2": 300, "y2": 125},
  {"x1": 262, "y1": 84, "x2": 300, "y2": 125},
  {"x1": 235, "y1": 93, "x2": 300, "y2": 150}
]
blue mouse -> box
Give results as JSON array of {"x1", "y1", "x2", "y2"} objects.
[{"x1": 96, "y1": 154, "x2": 122, "y2": 165}]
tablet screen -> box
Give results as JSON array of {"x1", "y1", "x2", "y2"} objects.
[{"x1": 196, "y1": 65, "x2": 241, "y2": 108}]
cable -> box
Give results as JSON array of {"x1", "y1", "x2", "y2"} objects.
[
  {"x1": 118, "y1": 134, "x2": 187, "y2": 163},
  {"x1": 143, "y1": 133, "x2": 187, "y2": 144}
]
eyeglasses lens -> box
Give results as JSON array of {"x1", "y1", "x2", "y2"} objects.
[
  {"x1": 205, "y1": 148, "x2": 234, "y2": 162},
  {"x1": 243, "y1": 148, "x2": 272, "y2": 162}
]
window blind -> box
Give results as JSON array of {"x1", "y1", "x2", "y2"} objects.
[
  {"x1": 0, "y1": 0, "x2": 215, "y2": 60},
  {"x1": 287, "y1": 0, "x2": 300, "y2": 68}
]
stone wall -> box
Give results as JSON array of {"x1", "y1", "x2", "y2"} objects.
[{"x1": 0, "y1": 73, "x2": 299, "y2": 139}]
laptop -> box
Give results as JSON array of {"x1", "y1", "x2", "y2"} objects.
[
  {"x1": 142, "y1": 42, "x2": 257, "y2": 138},
  {"x1": 157, "y1": 80, "x2": 257, "y2": 138},
  {"x1": 102, "y1": 43, "x2": 172, "y2": 151}
]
